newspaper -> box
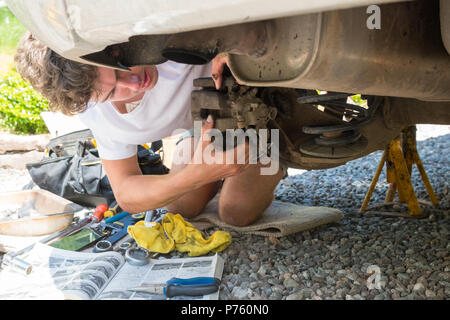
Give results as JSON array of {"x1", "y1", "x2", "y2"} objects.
[
  {"x1": 0, "y1": 243, "x2": 224, "y2": 300},
  {"x1": 98, "y1": 252, "x2": 224, "y2": 300}
]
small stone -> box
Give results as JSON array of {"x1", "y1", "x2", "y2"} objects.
[
  {"x1": 269, "y1": 236, "x2": 280, "y2": 245},
  {"x1": 249, "y1": 272, "x2": 259, "y2": 281},
  {"x1": 337, "y1": 269, "x2": 347, "y2": 275},
  {"x1": 248, "y1": 253, "x2": 258, "y2": 261},
  {"x1": 257, "y1": 265, "x2": 267, "y2": 276},
  {"x1": 286, "y1": 292, "x2": 304, "y2": 300},
  {"x1": 391, "y1": 291, "x2": 401, "y2": 299},
  {"x1": 270, "y1": 292, "x2": 283, "y2": 300},
  {"x1": 283, "y1": 272, "x2": 292, "y2": 280},
  {"x1": 425, "y1": 290, "x2": 436, "y2": 298},
  {"x1": 301, "y1": 288, "x2": 314, "y2": 298},
  {"x1": 249, "y1": 261, "x2": 260, "y2": 273},
  {"x1": 416, "y1": 276, "x2": 428, "y2": 285},
  {"x1": 283, "y1": 278, "x2": 300, "y2": 289},
  {"x1": 323, "y1": 233, "x2": 335, "y2": 242},
  {"x1": 277, "y1": 264, "x2": 288, "y2": 273},
  {"x1": 335, "y1": 288, "x2": 346, "y2": 299},
  {"x1": 249, "y1": 282, "x2": 260, "y2": 290},
  {"x1": 231, "y1": 287, "x2": 251, "y2": 299},
  {"x1": 397, "y1": 273, "x2": 410, "y2": 281},
  {"x1": 374, "y1": 293, "x2": 384, "y2": 300},
  {"x1": 263, "y1": 287, "x2": 272, "y2": 297},
  {"x1": 326, "y1": 276, "x2": 336, "y2": 286},
  {"x1": 413, "y1": 283, "x2": 425, "y2": 292}
]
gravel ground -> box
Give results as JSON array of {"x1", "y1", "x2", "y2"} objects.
[{"x1": 0, "y1": 125, "x2": 448, "y2": 300}]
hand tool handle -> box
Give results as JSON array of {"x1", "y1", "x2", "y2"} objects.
[
  {"x1": 164, "y1": 277, "x2": 220, "y2": 298},
  {"x1": 104, "y1": 211, "x2": 130, "y2": 223},
  {"x1": 104, "y1": 201, "x2": 122, "y2": 218},
  {"x1": 92, "y1": 203, "x2": 108, "y2": 222},
  {"x1": 166, "y1": 277, "x2": 218, "y2": 286},
  {"x1": 100, "y1": 214, "x2": 140, "y2": 248}
]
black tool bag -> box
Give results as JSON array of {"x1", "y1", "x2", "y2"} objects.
[{"x1": 26, "y1": 129, "x2": 169, "y2": 207}]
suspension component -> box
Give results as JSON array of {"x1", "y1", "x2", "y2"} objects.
[
  {"x1": 190, "y1": 76, "x2": 279, "y2": 152},
  {"x1": 298, "y1": 93, "x2": 380, "y2": 159},
  {"x1": 191, "y1": 76, "x2": 278, "y2": 132}
]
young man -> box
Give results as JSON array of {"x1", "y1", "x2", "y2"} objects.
[{"x1": 15, "y1": 32, "x2": 285, "y2": 226}]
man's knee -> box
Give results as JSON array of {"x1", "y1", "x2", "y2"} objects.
[
  {"x1": 218, "y1": 200, "x2": 264, "y2": 227},
  {"x1": 167, "y1": 202, "x2": 206, "y2": 219},
  {"x1": 167, "y1": 180, "x2": 221, "y2": 220}
]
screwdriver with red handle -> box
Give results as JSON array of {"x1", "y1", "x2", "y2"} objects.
[{"x1": 88, "y1": 203, "x2": 109, "y2": 225}]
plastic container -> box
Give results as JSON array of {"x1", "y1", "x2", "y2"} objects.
[{"x1": 0, "y1": 189, "x2": 78, "y2": 236}]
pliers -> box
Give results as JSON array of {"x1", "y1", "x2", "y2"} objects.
[{"x1": 128, "y1": 277, "x2": 221, "y2": 298}]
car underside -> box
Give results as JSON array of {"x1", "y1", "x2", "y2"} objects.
[{"x1": 6, "y1": 0, "x2": 450, "y2": 170}]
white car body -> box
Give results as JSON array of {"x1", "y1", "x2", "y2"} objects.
[{"x1": 6, "y1": 0, "x2": 406, "y2": 64}]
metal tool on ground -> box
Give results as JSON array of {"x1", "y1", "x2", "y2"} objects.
[
  {"x1": 93, "y1": 211, "x2": 132, "y2": 236},
  {"x1": 104, "y1": 211, "x2": 130, "y2": 223},
  {"x1": 143, "y1": 209, "x2": 165, "y2": 224},
  {"x1": 128, "y1": 277, "x2": 221, "y2": 298},
  {"x1": 40, "y1": 207, "x2": 83, "y2": 217},
  {"x1": 87, "y1": 203, "x2": 109, "y2": 226},
  {"x1": 117, "y1": 238, "x2": 135, "y2": 254},
  {"x1": 92, "y1": 213, "x2": 145, "y2": 252},
  {"x1": 103, "y1": 201, "x2": 122, "y2": 219},
  {"x1": 144, "y1": 210, "x2": 155, "y2": 223},
  {"x1": 125, "y1": 247, "x2": 151, "y2": 266},
  {"x1": 1, "y1": 215, "x2": 93, "y2": 275},
  {"x1": 93, "y1": 239, "x2": 113, "y2": 252},
  {"x1": 148, "y1": 208, "x2": 167, "y2": 224}
]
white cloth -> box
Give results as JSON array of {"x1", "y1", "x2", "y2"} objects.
[{"x1": 78, "y1": 61, "x2": 211, "y2": 160}]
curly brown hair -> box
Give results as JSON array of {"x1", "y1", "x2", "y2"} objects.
[{"x1": 14, "y1": 32, "x2": 100, "y2": 116}]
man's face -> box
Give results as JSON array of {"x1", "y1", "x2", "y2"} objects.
[{"x1": 94, "y1": 65, "x2": 158, "y2": 103}]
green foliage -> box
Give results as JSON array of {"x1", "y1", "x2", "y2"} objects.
[
  {"x1": 0, "y1": 6, "x2": 26, "y2": 54},
  {"x1": 0, "y1": 71, "x2": 49, "y2": 134},
  {"x1": 0, "y1": 7, "x2": 46, "y2": 135}
]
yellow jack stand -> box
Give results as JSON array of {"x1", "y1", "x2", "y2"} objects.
[{"x1": 360, "y1": 126, "x2": 438, "y2": 218}]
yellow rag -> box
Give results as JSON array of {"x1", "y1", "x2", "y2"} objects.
[{"x1": 127, "y1": 213, "x2": 231, "y2": 256}]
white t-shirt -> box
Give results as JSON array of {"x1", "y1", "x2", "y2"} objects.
[{"x1": 78, "y1": 61, "x2": 211, "y2": 160}]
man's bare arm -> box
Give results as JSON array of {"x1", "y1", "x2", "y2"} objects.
[
  {"x1": 102, "y1": 116, "x2": 249, "y2": 213},
  {"x1": 102, "y1": 156, "x2": 197, "y2": 213}
]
